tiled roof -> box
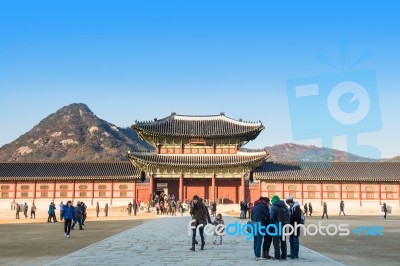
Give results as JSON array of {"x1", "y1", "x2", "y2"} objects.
[
  {"x1": 127, "y1": 150, "x2": 269, "y2": 169},
  {"x1": 0, "y1": 162, "x2": 140, "y2": 181},
  {"x1": 254, "y1": 162, "x2": 400, "y2": 182},
  {"x1": 132, "y1": 113, "x2": 264, "y2": 139}
]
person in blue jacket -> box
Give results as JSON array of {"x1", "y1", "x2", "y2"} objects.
[{"x1": 62, "y1": 201, "x2": 75, "y2": 238}]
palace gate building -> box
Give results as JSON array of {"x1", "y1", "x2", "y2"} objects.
[
  {"x1": 1, "y1": 113, "x2": 400, "y2": 214},
  {"x1": 127, "y1": 113, "x2": 269, "y2": 204}
]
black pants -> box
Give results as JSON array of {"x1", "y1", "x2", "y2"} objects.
[
  {"x1": 31, "y1": 211, "x2": 35, "y2": 219},
  {"x1": 192, "y1": 226, "x2": 205, "y2": 245},
  {"x1": 263, "y1": 233, "x2": 272, "y2": 254},
  {"x1": 64, "y1": 219, "x2": 72, "y2": 235},
  {"x1": 72, "y1": 217, "x2": 83, "y2": 229},
  {"x1": 16, "y1": 212, "x2": 20, "y2": 219},
  {"x1": 273, "y1": 235, "x2": 287, "y2": 259},
  {"x1": 322, "y1": 212, "x2": 328, "y2": 219},
  {"x1": 339, "y1": 210, "x2": 345, "y2": 216}
]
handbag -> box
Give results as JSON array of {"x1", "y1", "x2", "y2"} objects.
[{"x1": 245, "y1": 220, "x2": 257, "y2": 233}]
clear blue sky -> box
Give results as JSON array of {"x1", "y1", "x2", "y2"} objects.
[{"x1": 0, "y1": 1, "x2": 399, "y2": 158}]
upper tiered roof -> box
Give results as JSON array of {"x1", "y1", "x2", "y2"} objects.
[{"x1": 132, "y1": 113, "x2": 264, "y2": 140}]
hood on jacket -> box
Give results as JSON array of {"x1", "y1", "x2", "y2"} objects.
[
  {"x1": 292, "y1": 201, "x2": 300, "y2": 208},
  {"x1": 273, "y1": 200, "x2": 286, "y2": 208},
  {"x1": 254, "y1": 199, "x2": 264, "y2": 206}
]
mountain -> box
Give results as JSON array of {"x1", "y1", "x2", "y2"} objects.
[
  {"x1": 264, "y1": 143, "x2": 379, "y2": 162},
  {"x1": 381, "y1": 156, "x2": 400, "y2": 162},
  {"x1": 0, "y1": 104, "x2": 395, "y2": 162},
  {"x1": 0, "y1": 103, "x2": 152, "y2": 161}
]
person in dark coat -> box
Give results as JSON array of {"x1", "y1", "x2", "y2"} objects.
[
  {"x1": 251, "y1": 197, "x2": 268, "y2": 260},
  {"x1": 304, "y1": 203, "x2": 308, "y2": 216},
  {"x1": 96, "y1": 202, "x2": 100, "y2": 217},
  {"x1": 104, "y1": 203, "x2": 108, "y2": 216},
  {"x1": 261, "y1": 197, "x2": 273, "y2": 260},
  {"x1": 62, "y1": 200, "x2": 75, "y2": 238},
  {"x1": 339, "y1": 200, "x2": 345, "y2": 216},
  {"x1": 133, "y1": 201, "x2": 137, "y2": 216},
  {"x1": 15, "y1": 202, "x2": 20, "y2": 219},
  {"x1": 270, "y1": 195, "x2": 288, "y2": 260},
  {"x1": 286, "y1": 196, "x2": 302, "y2": 259},
  {"x1": 128, "y1": 202, "x2": 133, "y2": 216},
  {"x1": 23, "y1": 202, "x2": 28, "y2": 218},
  {"x1": 190, "y1": 195, "x2": 207, "y2": 251},
  {"x1": 383, "y1": 203, "x2": 388, "y2": 219},
  {"x1": 48, "y1": 202, "x2": 57, "y2": 223},
  {"x1": 308, "y1": 203, "x2": 313, "y2": 216},
  {"x1": 71, "y1": 201, "x2": 84, "y2": 230},
  {"x1": 211, "y1": 201, "x2": 217, "y2": 217},
  {"x1": 322, "y1": 202, "x2": 328, "y2": 219}
]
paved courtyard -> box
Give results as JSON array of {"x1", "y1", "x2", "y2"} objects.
[{"x1": 48, "y1": 215, "x2": 343, "y2": 266}]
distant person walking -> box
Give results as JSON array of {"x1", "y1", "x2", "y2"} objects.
[
  {"x1": 96, "y1": 202, "x2": 100, "y2": 217},
  {"x1": 71, "y1": 201, "x2": 84, "y2": 230},
  {"x1": 211, "y1": 201, "x2": 217, "y2": 217},
  {"x1": 308, "y1": 203, "x2": 313, "y2": 217},
  {"x1": 383, "y1": 203, "x2": 388, "y2": 219},
  {"x1": 59, "y1": 202, "x2": 64, "y2": 221},
  {"x1": 128, "y1": 202, "x2": 133, "y2": 216},
  {"x1": 23, "y1": 202, "x2": 28, "y2": 218},
  {"x1": 62, "y1": 200, "x2": 75, "y2": 238},
  {"x1": 133, "y1": 201, "x2": 137, "y2": 216},
  {"x1": 322, "y1": 202, "x2": 328, "y2": 219},
  {"x1": 104, "y1": 203, "x2": 109, "y2": 217},
  {"x1": 15, "y1": 202, "x2": 20, "y2": 219},
  {"x1": 339, "y1": 200, "x2": 345, "y2": 216},
  {"x1": 48, "y1": 202, "x2": 57, "y2": 223},
  {"x1": 304, "y1": 203, "x2": 308, "y2": 216},
  {"x1": 30, "y1": 203, "x2": 37, "y2": 219}
]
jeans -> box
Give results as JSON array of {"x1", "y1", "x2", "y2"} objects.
[
  {"x1": 253, "y1": 233, "x2": 263, "y2": 258},
  {"x1": 72, "y1": 217, "x2": 83, "y2": 229},
  {"x1": 262, "y1": 233, "x2": 272, "y2": 254},
  {"x1": 64, "y1": 219, "x2": 72, "y2": 235},
  {"x1": 289, "y1": 235, "x2": 299, "y2": 258},
  {"x1": 240, "y1": 210, "x2": 245, "y2": 219},
  {"x1": 273, "y1": 235, "x2": 287, "y2": 259}
]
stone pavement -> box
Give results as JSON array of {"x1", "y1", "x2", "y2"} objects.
[{"x1": 47, "y1": 215, "x2": 345, "y2": 266}]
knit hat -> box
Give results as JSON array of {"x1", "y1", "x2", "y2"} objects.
[{"x1": 271, "y1": 195, "x2": 280, "y2": 205}]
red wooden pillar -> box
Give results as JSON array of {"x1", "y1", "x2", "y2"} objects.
[
  {"x1": 33, "y1": 181, "x2": 36, "y2": 201},
  {"x1": 378, "y1": 182, "x2": 381, "y2": 205},
  {"x1": 72, "y1": 181, "x2": 76, "y2": 203},
  {"x1": 13, "y1": 181, "x2": 17, "y2": 202},
  {"x1": 179, "y1": 174, "x2": 184, "y2": 201},
  {"x1": 110, "y1": 180, "x2": 113, "y2": 205},
  {"x1": 53, "y1": 181, "x2": 56, "y2": 201},
  {"x1": 91, "y1": 180, "x2": 95, "y2": 205},
  {"x1": 240, "y1": 175, "x2": 245, "y2": 202},
  {"x1": 282, "y1": 181, "x2": 285, "y2": 198},
  {"x1": 301, "y1": 182, "x2": 304, "y2": 205},
  {"x1": 258, "y1": 180, "x2": 262, "y2": 198},
  {"x1": 359, "y1": 183, "x2": 362, "y2": 207},
  {"x1": 133, "y1": 179, "x2": 137, "y2": 203},
  {"x1": 339, "y1": 182, "x2": 343, "y2": 201},
  {"x1": 320, "y1": 182, "x2": 323, "y2": 206},
  {"x1": 211, "y1": 174, "x2": 216, "y2": 202},
  {"x1": 149, "y1": 175, "x2": 154, "y2": 195}
]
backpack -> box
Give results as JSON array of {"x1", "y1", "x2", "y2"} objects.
[
  {"x1": 277, "y1": 205, "x2": 290, "y2": 224},
  {"x1": 299, "y1": 209, "x2": 305, "y2": 224}
]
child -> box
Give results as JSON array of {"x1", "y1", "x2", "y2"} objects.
[{"x1": 212, "y1": 213, "x2": 225, "y2": 245}]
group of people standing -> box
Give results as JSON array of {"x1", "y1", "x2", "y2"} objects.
[
  {"x1": 239, "y1": 201, "x2": 253, "y2": 219},
  {"x1": 251, "y1": 195, "x2": 303, "y2": 261},
  {"x1": 14, "y1": 202, "x2": 37, "y2": 219},
  {"x1": 60, "y1": 200, "x2": 87, "y2": 238}
]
